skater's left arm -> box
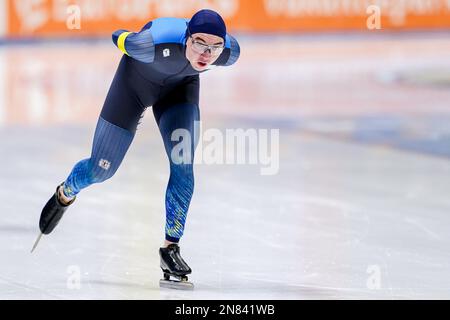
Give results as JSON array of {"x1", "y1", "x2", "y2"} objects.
[{"x1": 211, "y1": 33, "x2": 240, "y2": 67}]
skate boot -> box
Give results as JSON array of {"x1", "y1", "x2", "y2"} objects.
[
  {"x1": 159, "y1": 244, "x2": 194, "y2": 290},
  {"x1": 31, "y1": 183, "x2": 76, "y2": 252}
]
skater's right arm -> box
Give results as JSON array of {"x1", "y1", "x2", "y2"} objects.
[{"x1": 112, "y1": 23, "x2": 155, "y2": 63}]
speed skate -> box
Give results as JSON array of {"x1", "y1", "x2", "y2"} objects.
[
  {"x1": 159, "y1": 272, "x2": 194, "y2": 290},
  {"x1": 159, "y1": 244, "x2": 194, "y2": 290}
]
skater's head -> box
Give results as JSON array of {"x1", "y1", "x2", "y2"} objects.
[{"x1": 186, "y1": 9, "x2": 226, "y2": 71}]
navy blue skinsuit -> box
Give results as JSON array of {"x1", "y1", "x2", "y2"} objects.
[{"x1": 62, "y1": 17, "x2": 240, "y2": 242}]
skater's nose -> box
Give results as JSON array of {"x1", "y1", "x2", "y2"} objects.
[{"x1": 200, "y1": 50, "x2": 212, "y2": 59}]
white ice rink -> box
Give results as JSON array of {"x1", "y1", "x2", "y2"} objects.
[{"x1": 1, "y1": 33, "x2": 450, "y2": 299}]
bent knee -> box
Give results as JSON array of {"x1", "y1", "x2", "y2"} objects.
[{"x1": 89, "y1": 158, "x2": 120, "y2": 184}]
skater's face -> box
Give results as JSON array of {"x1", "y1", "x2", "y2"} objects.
[{"x1": 186, "y1": 33, "x2": 225, "y2": 71}]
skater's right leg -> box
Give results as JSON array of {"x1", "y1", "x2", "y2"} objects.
[
  {"x1": 39, "y1": 119, "x2": 134, "y2": 235},
  {"x1": 39, "y1": 116, "x2": 136, "y2": 235},
  {"x1": 61, "y1": 116, "x2": 134, "y2": 199},
  {"x1": 62, "y1": 56, "x2": 155, "y2": 199},
  {"x1": 38, "y1": 55, "x2": 156, "y2": 236}
]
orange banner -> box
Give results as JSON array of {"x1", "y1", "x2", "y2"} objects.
[{"x1": 5, "y1": 0, "x2": 450, "y2": 37}]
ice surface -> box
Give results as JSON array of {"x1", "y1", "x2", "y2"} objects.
[{"x1": 1, "y1": 33, "x2": 450, "y2": 299}]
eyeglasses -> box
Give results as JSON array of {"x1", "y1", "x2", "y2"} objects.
[{"x1": 190, "y1": 37, "x2": 224, "y2": 55}]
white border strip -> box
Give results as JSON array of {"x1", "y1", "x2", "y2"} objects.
[
  {"x1": 0, "y1": 0, "x2": 7, "y2": 37},
  {"x1": 0, "y1": 0, "x2": 7, "y2": 125},
  {"x1": 0, "y1": 51, "x2": 5, "y2": 126}
]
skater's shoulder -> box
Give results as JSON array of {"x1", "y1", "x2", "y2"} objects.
[
  {"x1": 210, "y1": 33, "x2": 240, "y2": 68},
  {"x1": 224, "y1": 34, "x2": 240, "y2": 66},
  {"x1": 147, "y1": 17, "x2": 189, "y2": 45}
]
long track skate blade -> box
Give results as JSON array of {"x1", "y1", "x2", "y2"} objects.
[
  {"x1": 31, "y1": 232, "x2": 43, "y2": 253},
  {"x1": 159, "y1": 279, "x2": 194, "y2": 290}
]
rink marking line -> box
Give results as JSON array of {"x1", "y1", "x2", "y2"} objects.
[
  {"x1": 95, "y1": 250, "x2": 153, "y2": 297},
  {"x1": 404, "y1": 218, "x2": 440, "y2": 240},
  {"x1": 299, "y1": 128, "x2": 450, "y2": 164},
  {"x1": 234, "y1": 113, "x2": 450, "y2": 163},
  {"x1": 235, "y1": 275, "x2": 360, "y2": 293},
  {"x1": 297, "y1": 195, "x2": 362, "y2": 212},
  {"x1": 0, "y1": 275, "x2": 64, "y2": 299},
  {"x1": 243, "y1": 280, "x2": 408, "y2": 299},
  {"x1": 232, "y1": 276, "x2": 393, "y2": 297}
]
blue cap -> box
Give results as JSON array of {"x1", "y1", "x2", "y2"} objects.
[{"x1": 188, "y1": 9, "x2": 227, "y2": 42}]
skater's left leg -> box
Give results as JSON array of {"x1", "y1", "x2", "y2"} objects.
[
  {"x1": 153, "y1": 75, "x2": 200, "y2": 246},
  {"x1": 153, "y1": 77, "x2": 199, "y2": 287},
  {"x1": 154, "y1": 102, "x2": 200, "y2": 245}
]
